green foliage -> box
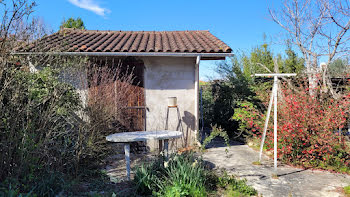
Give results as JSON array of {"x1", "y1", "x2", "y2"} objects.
[
  {"x1": 200, "y1": 84, "x2": 214, "y2": 128},
  {"x1": 203, "y1": 44, "x2": 304, "y2": 140},
  {"x1": 134, "y1": 153, "x2": 208, "y2": 196},
  {"x1": 0, "y1": 67, "x2": 83, "y2": 195},
  {"x1": 202, "y1": 124, "x2": 230, "y2": 152},
  {"x1": 199, "y1": 80, "x2": 208, "y2": 86},
  {"x1": 202, "y1": 80, "x2": 237, "y2": 132},
  {"x1": 328, "y1": 58, "x2": 349, "y2": 77},
  {"x1": 1, "y1": 56, "x2": 142, "y2": 195},
  {"x1": 161, "y1": 154, "x2": 208, "y2": 197},
  {"x1": 217, "y1": 170, "x2": 257, "y2": 197},
  {"x1": 236, "y1": 78, "x2": 350, "y2": 173},
  {"x1": 344, "y1": 185, "x2": 350, "y2": 196},
  {"x1": 239, "y1": 44, "x2": 304, "y2": 78},
  {"x1": 0, "y1": 68, "x2": 81, "y2": 173},
  {"x1": 0, "y1": 183, "x2": 34, "y2": 197},
  {"x1": 134, "y1": 153, "x2": 258, "y2": 197},
  {"x1": 242, "y1": 44, "x2": 274, "y2": 78},
  {"x1": 134, "y1": 153, "x2": 210, "y2": 196},
  {"x1": 134, "y1": 156, "x2": 164, "y2": 195},
  {"x1": 232, "y1": 101, "x2": 263, "y2": 138},
  {"x1": 60, "y1": 17, "x2": 86, "y2": 29},
  {"x1": 282, "y1": 47, "x2": 305, "y2": 73}
]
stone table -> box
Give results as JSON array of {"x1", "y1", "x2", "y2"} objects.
[{"x1": 106, "y1": 130, "x2": 182, "y2": 180}]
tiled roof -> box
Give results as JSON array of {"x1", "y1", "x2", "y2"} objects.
[{"x1": 15, "y1": 29, "x2": 232, "y2": 53}]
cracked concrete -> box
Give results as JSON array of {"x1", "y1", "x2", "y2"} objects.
[{"x1": 202, "y1": 140, "x2": 350, "y2": 197}]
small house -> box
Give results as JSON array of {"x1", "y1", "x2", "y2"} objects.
[{"x1": 14, "y1": 29, "x2": 233, "y2": 149}]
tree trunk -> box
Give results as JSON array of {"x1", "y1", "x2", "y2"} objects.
[{"x1": 306, "y1": 58, "x2": 318, "y2": 97}]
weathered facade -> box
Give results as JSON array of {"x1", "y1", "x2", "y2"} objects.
[
  {"x1": 15, "y1": 29, "x2": 233, "y2": 150},
  {"x1": 142, "y1": 57, "x2": 197, "y2": 149}
]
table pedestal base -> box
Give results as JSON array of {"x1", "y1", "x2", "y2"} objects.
[
  {"x1": 124, "y1": 144, "x2": 130, "y2": 181},
  {"x1": 123, "y1": 140, "x2": 170, "y2": 181}
]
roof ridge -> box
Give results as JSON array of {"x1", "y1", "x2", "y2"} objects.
[
  {"x1": 59, "y1": 28, "x2": 210, "y2": 33},
  {"x1": 17, "y1": 29, "x2": 231, "y2": 54}
]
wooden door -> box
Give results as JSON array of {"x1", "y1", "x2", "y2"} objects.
[{"x1": 88, "y1": 57, "x2": 145, "y2": 131}]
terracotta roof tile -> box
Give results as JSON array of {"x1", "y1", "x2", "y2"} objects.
[{"x1": 16, "y1": 29, "x2": 232, "y2": 53}]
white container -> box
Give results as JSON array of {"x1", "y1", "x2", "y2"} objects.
[{"x1": 168, "y1": 97, "x2": 177, "y2": 107}]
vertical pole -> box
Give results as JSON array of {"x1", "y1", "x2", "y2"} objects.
[
  {"x1": 164, "y1": 139, "x2": 169, "y2": 160},
  {"x1": 124, "y1": 143, "x2": 131, "y2": 181},
  {"x1": 194, "y1": 56, "x2": 200, "y2": 145},
  {"x1": 200, "y1": 87, "x2": 204, "y2": 134},
  {"x1": 144, "y1": 107, "x2": 147, "y2": 131},
  {"x1": 259, "y1": 84, "x2": 275, "y2": 162},
  {"x1": 348, "y1": 119, "x2": 350, "y2": 136},
  {"x1": 165, "y1": 107, "x2": 169, "y2": 130},
  {"x1": 176, "y1": 107, "x2": 183, "y2": 132},
  {"x1": 273, "y1": 76, "x2": 278, "y2": 171}
]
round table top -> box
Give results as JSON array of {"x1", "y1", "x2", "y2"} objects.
[{"x1": 106, "y1": 130, "x2": 183, "y2": 143}]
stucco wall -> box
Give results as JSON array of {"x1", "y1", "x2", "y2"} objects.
[{"x1": 141, "y1": 57, "x2": 197, "y2": 150}]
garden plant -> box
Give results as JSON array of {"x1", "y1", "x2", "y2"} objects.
[{"x1": 134, "y1": 152, "x2": 257, "y2": 197}]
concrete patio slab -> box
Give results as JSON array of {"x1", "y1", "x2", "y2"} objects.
[{"x1": 203, "y1": 140, "x2": 350, "y2": 197}]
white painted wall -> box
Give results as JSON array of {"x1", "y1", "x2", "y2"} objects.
[{"x1": 141, "y1": 57, "x2": 197, "y2": 150}]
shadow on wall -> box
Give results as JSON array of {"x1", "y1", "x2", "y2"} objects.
[
  {"x1": 182, "y1": 111, "x2": 195, "y2": 147},
  {"x1": 161, "y1": 110, "x2": 195, "y2": 149}
]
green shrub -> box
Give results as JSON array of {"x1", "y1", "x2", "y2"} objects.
[
  {"x1": 0, "y1": 67, "x2": 83, "y2": 195},
  {"x1": 0, "y1": 58, "x2": 140, "y2": 195},
  {"x1": 217, "y1": 171, "x2": 257, "y2": 196},
  {"x1": 202, "y1": 124, "x2": 230, "y2": 152},
  {"x1": 234, "y1": 79, "x2": 350, "y2": 173},
  {"x1": 134, "y1": 156, "x2": 165, "y2": 195},
  {"x1": 344, "y1": 185, "x2": 350, "y2": 196},
  {"x1": 134, "y1": 153, "x2": 209, "y2": 196},
  {"x1": 0, "y1": 183, "x2": 34, "y2": 197},
  {"x1": 162, "y1": 154, "x2": 208, "y2": 197},
  {"x1": 200, "y1": 81, "x2": 237, "y2": 135},
  {"x1": 134, "y1": 153, "x2": 258, "y2": 197}
]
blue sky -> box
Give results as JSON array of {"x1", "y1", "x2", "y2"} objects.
[{"x1": 32, "y1": 0, "x2": 285, "y2": 80}]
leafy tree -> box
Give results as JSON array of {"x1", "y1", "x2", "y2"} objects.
[
  {"x1": 241, "y1": 44, "x2": 274, "y2": 80},
  {"x1": 282, "y1": 47, "x2": 305, "y2": 74},
  {"x1": 60, "y1": 17, "x2": 85, "y2": 29},
  {"x1": 203, "y1": 44, "x2": 305, "y2": 139},
  {"x1": 328, "y1": 58, "x2": 349, "y2": 77}
]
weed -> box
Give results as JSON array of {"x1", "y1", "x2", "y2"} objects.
[
  {"x1": 271, "y1": 174, "x2": 279, "y2": 179},
  {"x1": 344, "y1": 185, "x2": 350, "y2": 197},
  {"x1": 202, "y1": 125, "x2": 230, "y2": 153},
  {"x1": 217, "y1": 171, "x2": 257, "y2": 196},
  {"x1": 252, "y1": 161, "x2": 262, "y2": 165}
]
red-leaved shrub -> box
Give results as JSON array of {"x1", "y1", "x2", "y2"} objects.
[{"x1": 235, "y1": 79, "x2": 350, "y2": 172}]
